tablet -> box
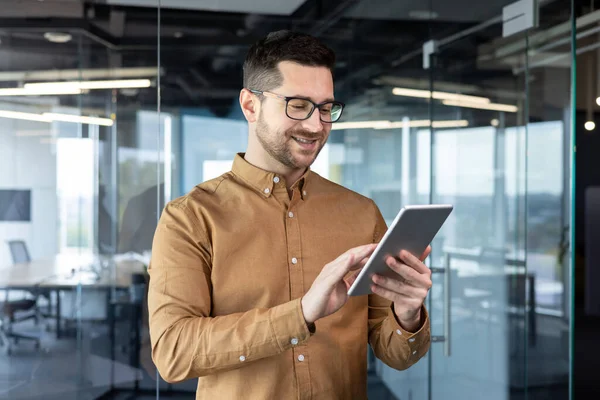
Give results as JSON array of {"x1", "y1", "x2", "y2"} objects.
[{"x1": 347, "y1": 204, "x2": 453, "y2": 297}]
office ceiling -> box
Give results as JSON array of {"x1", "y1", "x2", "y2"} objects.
[{"x1": 0, "y1": 0, "x2": 587, "y2": 119}]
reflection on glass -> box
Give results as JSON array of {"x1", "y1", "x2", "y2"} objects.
[
  {"x1": 506, "y1": 122, "x2": 565, "y2": 312},
  {"x1": 57, "y1": 138, "x2": 95, "y2": 252},
  {"x1": 181, "y1": 115, "x2": 247, "y2": 193}
]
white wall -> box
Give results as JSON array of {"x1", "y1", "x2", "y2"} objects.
[{"x1": 0, "y1": 117, "x2": 58, "y2": 267}]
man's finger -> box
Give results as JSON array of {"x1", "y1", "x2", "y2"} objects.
[
  {"x1": 344, "y1": 268, "x2": 363, "y2": 288},
  {"x1": 346, "y1": 243, "x2": 377, "y2": 259},
  {"x1": 385, "y1": 257, "x2": 431, "y2": 287},
  {"x1": 420, "y1": 245, "x2": 432, "y2": 262},
  {"x1": 347, "y1": 244, "x2": 377, "y2": 264},
  {"x1": 371, "y1": 275, "x2": 429, "y2": 298},
  {"x1": 371, "y1": 274, "x2": 426, "y2": 298},
  {"x1": 398, "y1": 250, "x2": 429, "y2": 274},
  {"x1": 370, "y1": 283, "x2": 400, "y2": 304},
  {"x1": 331, "y1": 244, "x2": 376, "y2": 281}
]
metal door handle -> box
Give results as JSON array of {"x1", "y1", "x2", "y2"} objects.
[
  {"x1": 444, "y1": 253, "x2": 451, "y2": 357},
  {"x1": 430, "y1": 253, "x2": 451, "y2": 357}
]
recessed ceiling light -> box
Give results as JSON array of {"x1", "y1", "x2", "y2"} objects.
[
  {"x1": 44, "y1": 32, "x2": 72, "y2": 43},
  {"x1": 585, "y1": 121, "x2": 595, "y2": 131},
  {"x1": 409, "y1": 10, "x2": 439, "y2": 20}
]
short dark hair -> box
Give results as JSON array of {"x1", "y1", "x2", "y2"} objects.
[{"x1": 243, "y1": 30, "x2": 336, "y2": 91}]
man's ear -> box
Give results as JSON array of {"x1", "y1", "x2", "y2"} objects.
[{"x1": 239, "y1": 89, "x2": 259, "y2": 123}]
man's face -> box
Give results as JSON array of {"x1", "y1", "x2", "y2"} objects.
[{"x1": 255, "y1": 61, "x2": 334, "y2": 170}]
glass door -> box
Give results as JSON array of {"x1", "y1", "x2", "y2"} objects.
[
  {"x1": 425, "y1": 4, "x2": 574, "y2": 400},
  {"x1": 428, "y1": 26, "x2": 527, "y2": 397}
]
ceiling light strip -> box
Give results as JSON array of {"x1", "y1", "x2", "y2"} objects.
[
  {"x1": 392, "y1": 87, "x2": 491, "y2": 104},
  {"x1": 442, "y1": 100, "x2": 518, "y2": 113},
  {"x1": 43, "y1": 113, "x2": 114, "y2": 126},
  {"x1": 0, "y1": 110, "x2": 113, "y2": 126},
  {"x1": 24, "y1": 79, "x2": 152, "y2": 90},
  {"x1": 332, "y1": 119, "x2": 469, "y2": 130},
  {"x1": 0, "y1": 88, "x2": 82, "y2": 96}
]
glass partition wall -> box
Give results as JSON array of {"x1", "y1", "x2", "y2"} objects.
[
  {"x1": 0, "y1": 1, "x2": 163, "y2": 397},
  {"x1": 372, "y1": 3, "x2": 575, "y2": 400}
]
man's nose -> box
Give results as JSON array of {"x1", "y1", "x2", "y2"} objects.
[{"x1": 301, "y1": 109, "x2": 324, "y2": 133}]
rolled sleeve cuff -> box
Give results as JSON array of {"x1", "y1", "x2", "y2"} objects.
[{"x1": 268, "y1": 298, "x2": 314, "y2": 352}]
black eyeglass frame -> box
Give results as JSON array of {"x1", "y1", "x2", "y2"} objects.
[{"x1": 247, "y1": 89, "x2": 345, "y2": 123}]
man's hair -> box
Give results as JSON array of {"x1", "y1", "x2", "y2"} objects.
[{"x1": 243, "y1": 30, "x2": 336, "y2": 91}]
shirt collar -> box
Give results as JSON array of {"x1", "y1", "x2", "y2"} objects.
[{"x1": 231, "y1": 153, "x2": 311, "y2": 199}]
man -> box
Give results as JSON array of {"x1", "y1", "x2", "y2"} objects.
[{"x1": 148, "y1": 30, "x2": 432, "y2": 399}]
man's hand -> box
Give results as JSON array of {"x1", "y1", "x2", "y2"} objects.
[
  {"x1": 370, "y1": 246, "x2": 432, "y2": 332},
  {"x1": 301, "y1": 244, "x2": 377, "y2": 325}
]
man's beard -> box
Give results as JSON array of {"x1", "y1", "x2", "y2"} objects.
[{"x1": 255, "y1": 112, "x2": 326, "y2": 169}]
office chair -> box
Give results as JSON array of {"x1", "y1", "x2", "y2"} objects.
[
  {"x1": 7, "y1": 240, "x2": 31, "y2": 264},
  {"x1": 0, "y1": 298, "x2": 42, "y2": 355},
  {"x1": 7, "y1": 240, "x2": 55, "y2": 323}
]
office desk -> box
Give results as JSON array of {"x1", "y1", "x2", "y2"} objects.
[
  {"x1": 0, "y1": 253, "x2": 147, "y2": 338},
  {"x1": 0, "y1": 254, "x2": 146, "y2": 288}
]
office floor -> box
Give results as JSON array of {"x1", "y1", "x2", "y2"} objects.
[
  {"x1": 1, "y1": 312, "x2": 584, "y2": 400},
  {"x1": 0, "y1": 318, "x2": 398, "y2": 400},
  {"x1": 0, "y1": 320, "x2": 142, "y2": 400}
]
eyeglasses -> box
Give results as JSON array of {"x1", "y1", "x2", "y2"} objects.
[{"x1": 248, "y1": 89, "x2": 344, "y2": 123}]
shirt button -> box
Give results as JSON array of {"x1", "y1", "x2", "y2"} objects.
[
  {"x1": 288, "y1": 211, "x2": 294, "y2": 218},
  {"x1": 273, "y1": 176, "x2": 280, "y2": 183},
  {"x1": 409, "y1": 338, "x2": 416, "y2": 343},
  {"x1": 303, "y1": 191, "x2": 307, "y2": 196},
  {"x1": 239, "y1": 355, "x2": 246, "y2": 362},
  {"x1": 264, "y1": 188, "x2": 270, "y2": 194},
  {"x1": 396, "y1": 329, "x2": 402, "y2": 335},
  {"x1": 291, "y1": 338, "x2": 299, "y2": 346},
  {"x1": 297, "y1": 354, "x2": 305, "y2": 362},
  {"x1": 291, "y1": 257, "x2": 298, "y2": 264}
]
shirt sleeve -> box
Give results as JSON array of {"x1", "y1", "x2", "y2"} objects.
[
  {"x1": 147, "y1": 199, "x2": 314, "y2": 383},
  {"x1": 366, "y1": 200, "x2": 431, "y2": 370}
]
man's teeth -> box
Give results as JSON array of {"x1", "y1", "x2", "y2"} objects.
[{"x1": 293, "y1": 137, "x2": 315, "y2": 144}]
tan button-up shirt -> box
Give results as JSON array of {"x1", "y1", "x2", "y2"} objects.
[{"x1": 148, "y1": 153, "x2": 431, "y2": 399}]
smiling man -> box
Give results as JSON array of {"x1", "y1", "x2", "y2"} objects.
[{"x1": 148, "y1": 30, "x2": 432, "y2": 400}]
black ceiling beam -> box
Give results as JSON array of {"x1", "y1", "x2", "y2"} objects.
[
  {"x1": 291, "y1": 0, "x2": 360, "y2": 36},
  {"x1": 120, "y1": 34, "x2": 259, "y2": 49},
  {"x1": 0, "y1": 18, "x2": 262, "y2": 51},
  {"x1": 189, "y1": 68, "x2": 211, "y2": 87},
  {"x1": 171, "y1": 80, "x2": 239, "y2": 99}
]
